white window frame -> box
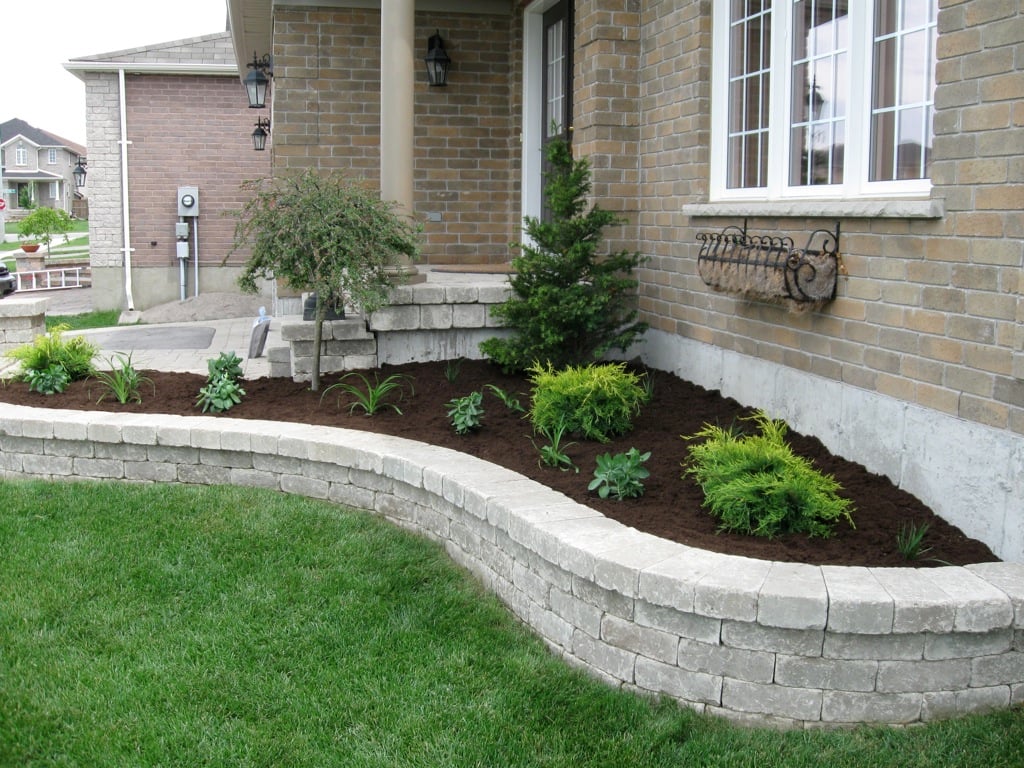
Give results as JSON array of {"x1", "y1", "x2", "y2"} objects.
[
  {"x1": 709, "y1": 0, "x2": 935, "y2": 204},
  {"x1": 15, "y1": 144, "x2": 27, "y2": 166},
  {"x1": 49, "y1": 182, "x2": 59, "y2": 199},
  {"x1": 48, "y1": 148, "x2": 58, "y2": 165}
]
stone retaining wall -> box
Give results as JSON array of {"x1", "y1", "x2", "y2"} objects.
[
  {"x1": 2, "y1": 405, "x2": 1021, "y2": 727},
  {"x1": 277, "y1": 282, "x2": 512, "y2": 380}
]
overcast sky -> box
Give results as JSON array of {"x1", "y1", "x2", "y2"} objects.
[{"x1": 3, "y1": 1, "x2": 229, "y2": 146}]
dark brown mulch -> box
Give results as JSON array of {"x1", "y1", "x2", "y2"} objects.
[{"x1": 0, "y1": 359, "x2": 998, "y2": 567}]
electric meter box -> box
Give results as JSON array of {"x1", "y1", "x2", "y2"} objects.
[
  {"x1": 175, "y1": 222, "x2": 189, "y2": 239},
  {"x1": 177, "y1": 186, "x2": 199, "y2": 217}
]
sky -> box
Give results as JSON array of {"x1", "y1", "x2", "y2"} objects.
[{"x1": 3, "y1": 0, "x2": 229, "y2": 146}]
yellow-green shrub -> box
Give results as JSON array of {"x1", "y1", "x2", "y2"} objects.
[{"x1": 529, "y1": 362, "x2": 648, "y2": 443}]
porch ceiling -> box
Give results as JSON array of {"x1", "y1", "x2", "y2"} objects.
[{"x1": 226, "y1": 0, "x2": 273, "y2": 88}]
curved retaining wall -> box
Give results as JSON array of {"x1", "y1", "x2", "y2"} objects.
[{"x1": 2, "y1": 405, "x2": 1022, "y2": 728}]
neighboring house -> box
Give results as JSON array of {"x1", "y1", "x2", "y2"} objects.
[
  {"x1": 0, "y1": 118, "x2": 86, "y2": 218},
  {"x1": 64, "y1": 32, "x2": 270, "y2": 311},
  {"x1": 224, "y1": 0, "x2": 1022, "y2": 562}
]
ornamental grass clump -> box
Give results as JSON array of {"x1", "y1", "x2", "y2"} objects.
[
  {"x1": 529, "y1": 362, "x2": 648, "y2": 443},
  {"x1": 683, "y1": 411, "x2": 855, "y2": 539}
]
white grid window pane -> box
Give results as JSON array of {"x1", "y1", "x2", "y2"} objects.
[
  {"x1": 870, "y1": 0, "x2": 936, "y2": 181},
  {"x1": 726, "y1": 3, "x2": 772, "y2": 189},
  {"x1": 546, "y1": 19, "x2": 566, "y2": 138}
]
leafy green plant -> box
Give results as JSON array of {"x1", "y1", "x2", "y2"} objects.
[
  {"x1": 589, "y1": 448, "x2": 651, "y2": 500},
  {"x1": 529, "y1": 362, "x2": 648, "y2": 443},
  {"x1": 207, "y1": 351, "x2": 243, "y2": 382},
  {"x1": 230, "y1": 169, "x2": 421, "y2": 391},
  {"x1": 25, "y1": 363, "x2": 71, "y2": 395},
  {"x1": 480, "y1": 136, "x2": 647, "y2": 372},
  {"x1": 446, "y1": 391, "x2": 484, "y2": 435},
  {"x1": 93, "y1": 353, "x2": 154, "y2": 404},
  {"x1": 443, "y1": 357, "x2": 463, "y2": 383},
  {"x1": 529, "y1": 416, "x2": 577, "y2": 473},
  {"x1": 6, "y1": 324, "x2": 97, "y2": 383},
  {"x1": 196, "y1": 374, "x2": 246, "y2": 414},
  {"x1": 321, "y1": 371, "x2": 413, "y2": 416},
  {"x1": 485, "y1": 383, "x2": 526, "y2": 414},
  {"x1": 683, "y1": 411, "x2": 855, "y2": 539}
]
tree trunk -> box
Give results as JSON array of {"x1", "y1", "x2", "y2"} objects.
[{"x1": 311, "y1": 297, "x2": 326, "y2": 392}]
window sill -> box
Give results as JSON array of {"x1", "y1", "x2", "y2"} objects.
[{"x1": 682, "y1": 199, "x2": 944, "y2": 220}]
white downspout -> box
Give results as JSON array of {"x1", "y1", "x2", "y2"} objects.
[
  {"x1": 193, "y1": 216, "x2": 199, "y2": 298},
  {"x1": 118, "y1": 68, "x2": 136, "y2": 310}
]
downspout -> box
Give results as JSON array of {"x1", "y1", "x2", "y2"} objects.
[{"x1": 118, "y1": 67, "x2": 136, "y2": 310}]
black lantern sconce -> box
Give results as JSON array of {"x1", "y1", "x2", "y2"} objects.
[
  {"x1": 244, "y1": 52, "x2": 273, "y2": 109},
  {"x1": 252, "y1": 118, "x2": 271, "y2": 151},
  {"x1": 424, "y1": 30, "x2": 451, "y2": 87},
  {"x1": 72, "y1": 158, "x2": 87, "y2": 188}
]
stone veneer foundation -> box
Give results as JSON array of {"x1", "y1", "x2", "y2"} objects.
[{"x1": 2, "y1": 406, "x2": 1021, "y2": 728}]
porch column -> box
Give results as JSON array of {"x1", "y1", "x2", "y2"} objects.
[{"x1": 380, "y1": 0, "x2": 421, "y2": 279}]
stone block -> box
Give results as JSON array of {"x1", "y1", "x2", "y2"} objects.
[
  {"x1": 408, "y1": 284, "x2": 446, "y2": 304},
  {"x1": 971, "y1": 651, "x2": 1024, "y2": 687},
  {"x1": 95, "y1": 443, "x2": 148, "y2": 461},
  {"x1": 758, "y1": 562, "x2": 828, "y2": 630},
  {"x1": 635, "y1": 657, "x2": 723, "y2": 704},
  {"x1": 925, "y1": 629, "x2": 1013, "y2": 660},
  {"x1": 872, "y1": 568, "x2": 957, "y2": 633},
  {"x1": 821, "y1": 566, "x2": 894, "y2": 634},
  {"x1": 229, "y1": 467, "x2": 281, "y2": 490},
  {"x1": 602, "y1": 614, "x2": 679, "y2": 664},
  {"x1": 876, "y1": 659, "x2": 971, "y2": 693},
  {"x1": 775, "y1": 655, "x2": 878, "y2": 692},
  {"x1": 477, "y1": 284, "x2": 512, "y2": 304},
  {"x1": 677, "y1": 637, "x2": 775, "y2": 683},
  {"x1": 550, "y1": 585, "x2": 604, "y2": 638},
  {"x1": 45, "y1": 439, "x2": 94, "y2": 458},
  {"x1": 369, "y1": 305, "x2": 421, "y2": 331},
  {"x1": 72, "y1": 457, "x2": 124, "y2": 479},
  {"x1": 693, "y1": 556, "x2": 771, "y2": 622},
  {"x1": 280, "y1": 474, "x2": 330, "y2": 499},
  {"x1": 572, "y1": 630, "x2": 637, "y2": 683},
  {"x1": 923, "y1": 567, "x2": 1015, "y2": 632},
  {"x1": 824, "y1": 631, "x2": 925, "y2": 661},
  {"x1": 452, "y1": 303, "x2": 487, "y2": 328},
  {"x1": 530, "y1": 603, "x2": 574, "y2": 649},
  {"x1": 964, "y1": 563, "x2": 1024, "y2": 624},
  {"x1": 443, "y1": 285, "x2": 480, "y2": 304},
  {"x1": 420, "y1": 304, "x2": 453, "y2": 329},
  {"x1": 721, "y1": 679, "x2": 823, "y2": 721},
  {"x1": 125, "y1": 461, "x2": 178, "y2": 482},
  {"x1": 821, "y1": 691, "x2": 922, "y2": 724},
  {"x1": 635, "y1": 600, "x2": 722, "y2": 644},
  {"x1": 722, "y1": 621, "x2": 824, "y2": 657},
  {"x1": 22, "y1": 453, "x2": 73, "y2": 476},
  {"x1": 177, "y1": 464, "x2": 231, "y2": 486}
]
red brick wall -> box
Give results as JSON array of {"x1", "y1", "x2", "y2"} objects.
[{"x1": 124, "y1": 74, "x2": 270, "y2": 269}]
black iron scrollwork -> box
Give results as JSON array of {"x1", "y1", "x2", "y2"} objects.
[{"x1": 697, "y1": 220, "x2": 841, "y2": 303}]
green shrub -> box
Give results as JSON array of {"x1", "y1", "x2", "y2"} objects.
[
  {"x1": 6, "y1": 325, "x2": 97, "y2": 383},
  {"x1": 528, "y1": 362, "x2": 648, "y2": 443},
  {"x1": 683, "y1": 411, "x2": 855, "y2": 539},
  {"x1": 196, "y1": 351, "x2": 245, "y2": 413},
  {"x1": 479, "y1": 137, "x2": 647, "y2": 372},
  {"x1": 589, "y1": 448, "x2": 651, "y2": 500}
]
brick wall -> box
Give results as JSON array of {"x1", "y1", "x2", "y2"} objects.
[
  {"x1": 632, "y1": 1, "x2": 1024, "y2": 437},
  {"x1": 85, "y1": 72, "x2": 270, "y2": 309},
  {"x1": 271, "y1": 7, "x2": 517, "y2": 264}
]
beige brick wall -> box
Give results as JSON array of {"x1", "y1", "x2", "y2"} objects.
[
  {"x1": 633, "y1": 1, "x2": 1024, "y2": 435},
  {"x1": 271, "y1": 7, "x2": 517, "y2": 265}
]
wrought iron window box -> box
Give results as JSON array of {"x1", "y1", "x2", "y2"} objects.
[{"x1": 696, "y1": 220, "x2": 841, "y2": 306}]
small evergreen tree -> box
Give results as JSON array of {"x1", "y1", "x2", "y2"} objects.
[
  {"x1": 480, "y1": 138, "x2": 647, "y2": 372},
  {"x1": 230, "y1": 169, "x2": 421, "y2": 391}
]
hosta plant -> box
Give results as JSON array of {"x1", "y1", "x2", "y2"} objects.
[
  {"x1": 25, "y1": 364, "x2": 71, "y2": 395},
  {"x1": 196, "y1": 374, "x2": 246, "y2": 414},
  {"x1": 683, "y1": 411, "x2": 855, "y2": 539},
  {"x1": 529, "y1": 362, "x2": 648, "y2": 443},
  {"x1": 588, "y1": 448, "x2": 651, "y2": 500},
  {"x1": 446, "y1": 391, "x2": 484, "y2": 435}
]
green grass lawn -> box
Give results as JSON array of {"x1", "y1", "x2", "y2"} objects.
[
  {"x1": 2, "y1": 219, "x2": 88, "y2": 254},
  {"x1": 1, "y1": 480, "x2": 1021, "y2": 767}
]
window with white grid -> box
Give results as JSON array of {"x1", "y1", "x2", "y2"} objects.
[{"x1": 711, "y1": 0, "x2": 936, "y2": 201}]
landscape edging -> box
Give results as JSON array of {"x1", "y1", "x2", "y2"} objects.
[{"x1": 2, "y1": 405, "x2": 1022, "y2": 728}]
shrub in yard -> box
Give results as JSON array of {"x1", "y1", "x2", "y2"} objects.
[
  {"x1": 682, "y1": 411, "x2": 855, "y2": 539},
  {"x1": 195, "y1": 351, "x2": 246, "y2": 413},
  {"x1": 479, "y1": 136, "x2": 647, "y2": 372},
  {"x1": 7, "y1": 324, "x2": 97, "y2": 387},
  {"x1": 529, "y1": 362, "x2": 648, "y2": 443}
]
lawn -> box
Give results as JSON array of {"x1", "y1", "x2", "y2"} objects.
[
  {"x1": 2, "y1": 218, "x2": 88, "y2": 254},
  {"x1": 1, "y1": 480, "x2": 1021, "y2": 767}
]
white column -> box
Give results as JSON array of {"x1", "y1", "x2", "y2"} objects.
[{"x1": 380, "y1": 0, "x2": 420, "y2": 278}]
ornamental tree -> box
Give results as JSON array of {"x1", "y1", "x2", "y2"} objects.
[
  {"x1": 229, "y1": 169, "x2": 421, "y2": 390},
  {"x1": 18, "y1": 207, "x2": 74, "y2": 254}
]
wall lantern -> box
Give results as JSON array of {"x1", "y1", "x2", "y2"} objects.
[
  {"x1": 244, "y1": 53, "x2": 273, "y2": 108},
  {"x1": 424, "y1": 30, "x2": 451, "y2": 87},
  {"x1": 251, "y1": 118, "x2": 271, "y2": 151},
  {"x1": 72, "y1": 159, "x2": 87, "y2": 188}
]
